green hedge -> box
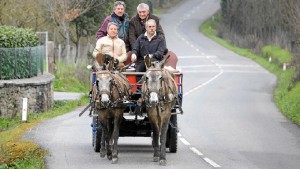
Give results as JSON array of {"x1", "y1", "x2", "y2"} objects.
[
  {"x1": 0, "y1": 26, "x2": 42, "y2": 80},
  {"x1": 0, "y1": 46, "x2": 44, "y2": 79},
  {"x1": 0, "y1": 26, "x2": 39, "y2": 48}
]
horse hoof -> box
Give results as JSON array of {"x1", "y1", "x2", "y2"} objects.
[
  {"x1": 153, "y1": 156, "x2": 159, "y2": 162},
  {"x1": 107, "y1": 155, "x2": 112, "y2": 160},
  {"x1": 112, "y1": 158, "x2": 118, "y2": 164},
  {"x1": 100, "y1": 152, "x2": 106, "y2": 158},
  {"x1": 159, "y1": 160, "x2": 167, "y2": 166}
]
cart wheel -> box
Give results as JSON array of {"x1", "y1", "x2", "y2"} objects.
[
  {"x1": 92, "y1": 116, "x2": 102, "y2": 152},
  {"x1": 167, "y1": 114, "x2": 178, "y2": 153}
]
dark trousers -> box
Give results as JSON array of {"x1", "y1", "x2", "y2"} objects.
[
  {"x1": 135, "y1": 60, "x2": 146, "y2": 85},
  {"x1": 135, "y1": 60, "x2": 146, "y2": 72}
]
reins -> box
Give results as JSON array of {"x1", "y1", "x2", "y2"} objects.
[
  {"x1": 94, "y1": 70, "x2": 130, "y2": 109},
  {"x1": 142, "y1": 68, "x2": 176, "y2": 107}
]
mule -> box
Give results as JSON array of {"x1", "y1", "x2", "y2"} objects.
[
  {"x1": 92, "y1": 57, "x2": 131, "y2": 164},
  {"x1": 140, "y1": 55, "x2": 178, "y2": 166}
]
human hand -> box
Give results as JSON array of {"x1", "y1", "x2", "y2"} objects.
[
  {"x1": 114, "y1": 59, "x2": 119, "y2": 67},
  {"x1": 104, "y1": 54, "x2": 112, "y2": 61},
  {"x1": 144, "y1": 54, "x2": 153, "y2": 59},
  {"x1": 131, "y1": 54, "x2": 137, "y2": 62}
]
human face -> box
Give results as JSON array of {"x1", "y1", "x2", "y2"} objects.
[
  {"x1": 138, "y1": 8, "x2": 149, "y2": 20},
  {"x1": 146, "y1": 22, "x2": 156, "y2": 36},
  {"x1": 107, "y1": 24, "x2": 118, "y2": 38},
  {"x1": 114, "y1": 4, "x2": 125, "y2": 17}
]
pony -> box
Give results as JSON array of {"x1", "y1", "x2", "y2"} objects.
[
  {"x1": 91, "y1": 55, "x2": 132, "y2": 164},
  {"x1": 140, "y1": 55, "x2": 178, "y2": 166}
]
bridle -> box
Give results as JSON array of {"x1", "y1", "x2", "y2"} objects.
[
  {"x1": 95, "y1": 70, "x2": 129, "y2": 109},
  {"x1": 142, "y1": 68, "x2": 176, "y2": 108}
]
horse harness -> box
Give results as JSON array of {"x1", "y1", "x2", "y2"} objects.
[
  {"x1": 142, "y1": 68, "x2": 178, "y2": 110},
  {"x1": 93, "y1": 70, "x2": 130, "y2": 110}
]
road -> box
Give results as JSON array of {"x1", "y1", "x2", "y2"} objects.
[
  {"x1": 54, "y1": 92, "x2": 84, "y2": 100},
  {"x1": 25, "y1": 0, "x2": 300, "y2": 168}
]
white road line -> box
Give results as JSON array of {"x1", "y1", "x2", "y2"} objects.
[
  {"x1": 174, "y1": 4, "x2": 222, "y2": 167},
  {"x1": 178, "y1": 64, "x2": 259, "y2": 68},
  {"x1": 178, "y1": 65, "x2": 215, "y2": 68},
  {"x1": 177, "y1": 55, "x2": 212, "y2": 59},
  {"x1": 190, "y1": 147, "x2": 203, "y2": 156},
  {"x1": 203, "y1": 157, "x2": 221, "y2": 168},
  {"x1": 182, "y1": 70, "x2": 268, "y2": 74},
  {"x1": 179, "y1": 138, "x2": 191, "y2": 145}
]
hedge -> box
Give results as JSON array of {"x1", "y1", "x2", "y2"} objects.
[{"x1": 0, "y1": 26, "x2": 43, "y2": 80}]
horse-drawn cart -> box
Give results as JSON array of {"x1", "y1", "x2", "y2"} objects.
[{"x1": 86, "y1": 52, "x2": 183, "y2": 164}]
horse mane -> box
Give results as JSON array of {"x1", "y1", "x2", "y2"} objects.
[
  {"x1": 161, "y1": 69, "x2": 178, "y2": 99},
  {"x1": 141, "y1": 68, "x2": 177, "y2": 103},
  {"x1": 111, "y1": 72, "x2": 132, "y2": 97}
]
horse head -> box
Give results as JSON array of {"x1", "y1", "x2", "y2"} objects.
[
  {"x1": 94, "y1": 53, "x2": 114, "y2": 71},
  {"x1": 143, "y1": 69, "x2": 163, "y2": 105},
  {"x1": 142, "y1": 55, "x2": 174, "y2": 106},
  {"x1": 96, "y1": 71, "x2": 113, "y2": 107}
]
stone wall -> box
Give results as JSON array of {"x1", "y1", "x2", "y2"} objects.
[{"x1": 0, "y1": 73, "x2": 55, "y2": 118}]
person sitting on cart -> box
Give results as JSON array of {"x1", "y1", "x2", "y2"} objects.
[
  {"x1": 131, "y1": 19, "x2": 166, "y2": 72},
  {"x1": 96, "y1": 1, "x2": 130, "y2": 53},
  {"x1": 129, "y1": 3, "x2": 165, "y2": 51},
  {"x1": 93, "y1": 22, "x2": 127, "y2": 70}
]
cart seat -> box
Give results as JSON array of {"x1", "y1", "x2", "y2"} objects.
[{"x1": 125, "y1": 50, "x2": 178, "y2": 72}]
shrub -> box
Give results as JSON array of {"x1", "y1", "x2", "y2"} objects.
[
  {"x1": 0, "y1": 26, "x2": 42, "y2": 79},
  {"x1": 262, "y1": 45, "x2": 292, "y2": 64},
  {"x1": 0, "y1": 26, "x2": 39, "y2": 48}
]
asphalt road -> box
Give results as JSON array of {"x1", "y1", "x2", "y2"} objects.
[
  {"x1": 25, "y1": 0, "x2": 300, "y2": 168},
  {"x1": 54, "y1": 92, "x2": 84, "y2": 101}
]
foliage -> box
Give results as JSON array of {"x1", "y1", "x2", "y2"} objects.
[
  {"x1": 0, "y1": 26, "x2": 42, "y2": 79},
  {"x1": 53, "y1": 62, "x2": 90, "y2": 92},
  {"x1": 0, "y1": 97, "x2": 88, "y2": 168},
  {"x1": 0, "y1": 26, "x2": 39, "y2": 48},
  {"x1": 277, "y1": 81, "x2": 300, "y2": 124},
  {"x1": 201, "y1": 15, "x2": 300, "y2": 126},
  {"x1": 218, "y1": 0, "x2": 300, "y2": 82},
  {"x1": 262, "y1": 45, "x2": 293, "y2": 64},
  {"x1": 123, "y1": 0, "x2": 141, "y2": 17},
  {"x1": 69, "y1": 0, "x2": 113, "y2": 62},
  {"x1": 0, "y1": 0, "x2": 46, "y2": 30},
  {"x1": 0, "y1": 46, "x2": 43, "y2": 80},
  {"x1": 0, "y1": 57, "x2": 89, "y2": 167}
]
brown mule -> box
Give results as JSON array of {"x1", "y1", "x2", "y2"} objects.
[
  {"x1": 140, "y1": 55, "x2": 178, "y2": 166},
  {"x1": 93, "y1": 57, "x2": 131, "y2": 164}
]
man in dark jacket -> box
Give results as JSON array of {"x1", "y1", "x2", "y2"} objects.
[
  {"x1": 129, "y1": 3, "x2": 165, "y2": 51},
  {"x1": 96, "y1": 1, "x2": 130, "y2": 52},
  {"x1": 131, "y1": 19, "x2": 166, "y2": 72}
]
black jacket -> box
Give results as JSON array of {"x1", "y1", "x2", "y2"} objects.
[
  {"x1": 132, "y1": 33, "x2": 166, "y2": 62},
  {"x1": 129, "y1": 13, "x2": 165, "y2": 50}
]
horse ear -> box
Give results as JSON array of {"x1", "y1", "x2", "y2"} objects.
[
  {"x1": 95, "y1": 53, "x2": 105, "y2": 66},
  {"x1": 144, "y1": 54, "x2": 152, "y2": 68},
  {"x1": 161, "y1": 55, "x2": 170, "y2": 68}
]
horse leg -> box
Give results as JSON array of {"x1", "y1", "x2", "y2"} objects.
[
  {"x1": 111, "y1": 110, "x2": 123, "y2": 164},
  {"x1": 151, "y1": 123, "x2": 160, "y2": 162},
  {"x1": 100, "y1": 124, "x2": 107, "y2": 158},
  {"x1": 106, "y1": 118, "x2": 113, "y2": 160},
  {"x1": 159, "y1": 117, "x2": 170, "y2": 166}
]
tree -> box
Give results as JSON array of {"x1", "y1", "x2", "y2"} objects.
[
  {"x1": 70, "y1": 0, "x2": 113, "y2": 63},
  {"x1": 41, "y1": 0, "x2": 110, "y2": 64},
  {"x1": 0, "y1": 0, "x2": 46, "y2": 30}
]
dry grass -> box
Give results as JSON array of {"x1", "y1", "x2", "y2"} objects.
[{"x1": 0, "y1": 121, "x2": 46, "y2": 167}]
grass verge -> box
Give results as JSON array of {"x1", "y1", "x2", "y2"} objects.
[
  {"x1": 201, "y1": 15, "x2": 300, "y2": 125},
  {"x1": 0, "y1": 98, "x2": 89, "y2": 168}
]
